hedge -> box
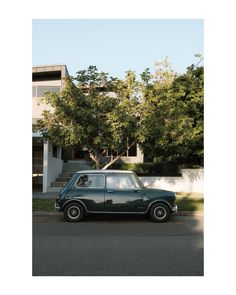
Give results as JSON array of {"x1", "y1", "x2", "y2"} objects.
[{"x1": 109, "y1": 162, "x2": 182, "y2": 176}]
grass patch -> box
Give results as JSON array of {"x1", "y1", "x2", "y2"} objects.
[
  {"x1": 33, "y1": 199, "x2": 55, "y2": 212},
  {"x1": 176, "y1": 197, "x2": 204, "y2": 211},
  {"x1": 176, "y1": 192, "x2": 204, "y2": 211},
  {"x1": 33, "y1": 195, "x2": 204, "y2": 212}
]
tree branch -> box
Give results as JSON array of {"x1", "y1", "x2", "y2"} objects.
[{"x1": 102, "y1": 155, "x2": 121, "y2": 170}]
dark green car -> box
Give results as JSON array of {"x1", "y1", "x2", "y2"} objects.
[{"x1": 55, "y1": 170, "x2": 177, "y2": 222}]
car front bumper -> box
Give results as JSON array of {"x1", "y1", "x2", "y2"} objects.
[{"x1": 171, "y1": 204, "x2": 178, "y2": 213}]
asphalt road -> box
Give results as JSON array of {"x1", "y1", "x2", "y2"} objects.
[{"x1": 33, "y1": 214, "x2": 204, "y2": 276}]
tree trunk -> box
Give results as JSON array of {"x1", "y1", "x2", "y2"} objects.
[
  {"x1": 90, "y1": 141, "x2": 136, "y2": 170},
  {"x1": 94, "y1": 158, "x2": 101, "y2": 169},
  {"x1": 101, "y1": 142, "x2": 136, "y2": 170},
  {"x1": 89, "y1": 153, "x2": 101, "y2": 170},
  {"x1": 102, "y1": 155, "x2": 121, "y2": 170}
]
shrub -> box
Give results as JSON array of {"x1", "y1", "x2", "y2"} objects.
[{"x1": 109, "y1": 162, "x2": 181, "y2": 176}]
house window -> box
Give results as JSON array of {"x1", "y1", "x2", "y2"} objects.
[
  {"x1": 36, "y1": 86, "x2": 61, "y2": 97},
  {"x1": 107, "y1": 150, "x2": 118, "y2": 157},
  {"x1": 128, "y1": 143, "x2": 137, "y2": 157},
  {"x1": 105, "y1": 143, "x2": 137, "y2": 157}
]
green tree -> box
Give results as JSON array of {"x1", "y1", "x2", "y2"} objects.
[
  {"x1": 139, "y1": 58, "x2": 204, "y2": 164},
  {"x1": 171, "y1": 64, "x2": 204, "y2": 162},
  {"x1": 33, "y1": 66, "x2": 139, "y2": 169},
  {"x1": 33, "y1": 60, "x2": 203, "y2": 170}
]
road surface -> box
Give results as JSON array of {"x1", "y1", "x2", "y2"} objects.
[{"x1": 33, "y1": 214, "x2": 203, "y2": 276}]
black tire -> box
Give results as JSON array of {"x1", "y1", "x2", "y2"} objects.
[
  {"x1": 149, "y1": 202, "x2": 170, "y2": 222},
  {"x1": 64, "y1": 202, "x2": 85, "y2": 222}
]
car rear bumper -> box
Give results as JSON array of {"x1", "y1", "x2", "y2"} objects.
[{"x1": 54, "y1": 202, "x2": 61, "y2": 210}]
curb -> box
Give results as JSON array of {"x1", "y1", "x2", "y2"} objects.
[
  {"x1": 33, "y1": 212, "x2": 62, "y2": 216},
  {"x1": 174, "y1": 211, "x2": 203, "y2": 216},
  {"x1": 33, "y1": 211, "x2": 203, "y2": 217}
]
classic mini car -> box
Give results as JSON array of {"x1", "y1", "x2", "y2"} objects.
[{"x1": 55, "y1": 170, "x2": 177, "y2": 222}]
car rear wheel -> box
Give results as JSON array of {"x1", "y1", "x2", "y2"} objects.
[
  {"x1": 64, "y1": 202, "x2": 85, "y2": 222},
  {"x1": 149, "y1": 203, "x2": 170, "y2": 222}
]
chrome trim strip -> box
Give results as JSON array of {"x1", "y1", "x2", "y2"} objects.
[
  {"x1": 86, "y1": 210, "x2": 146, "y2": 214},
  {"x1": 62, "y1": 199, "x2": 146, "y2": 214}
]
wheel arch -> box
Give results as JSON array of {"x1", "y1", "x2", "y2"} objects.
[
  {"x1": 62, "y1": 199, "x2": 87, "y2": 212},
  {"x1": 146, "y1": 200, "x2": 172, "y2": 213}
]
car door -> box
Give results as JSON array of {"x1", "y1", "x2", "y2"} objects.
[
  {"x1": 67, "y1": 173, "x2": 105, "y2": 212},
  {"x1": 104, "y1": 173, "x2": 145, "y2": 212}
]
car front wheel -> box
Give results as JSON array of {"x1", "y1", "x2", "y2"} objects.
[
  {"x1": 149, "y1": 203, "x2": 170, "y2": 222},
  {"x1": 64, "y1": 202, "x2": 85, "y2": 222}
]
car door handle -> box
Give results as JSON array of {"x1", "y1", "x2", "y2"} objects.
[{"x1": 107, "y1": 190, "x2": 114, "y2": 193}]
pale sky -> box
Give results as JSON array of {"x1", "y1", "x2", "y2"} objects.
[{"x1": 32, "y1": 19, "x2": 203, "y2": 79}]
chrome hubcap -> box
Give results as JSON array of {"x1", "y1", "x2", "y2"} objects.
[
  {"x1": 154, "y1": 206, "x2": 167, "y2": 220},
  {"x1": 68, "y1": 206, "x2": 80, "y2": 219}
]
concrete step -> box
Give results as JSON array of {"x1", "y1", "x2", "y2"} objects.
[
  {"x1": 61, "y1": 170, "x2": 78, "y2": 175},
  {"x1": 51, "y1": 181, "x2": 67, "y2": 187},
  {"x1": 47, "y1": 187, "x2": 61, "y2": 193},
  {"x1": 55, "y1": 177, "x2": 71, "y2": 182},
  {"x1": 59, "y1": 172, "x2": 73, "y2": 178},
  {"x1": 62, "y1": 166, "x2": 91, "y2": 171},
  {"x1": 62, "y1": 166, "x2": 91, "y2": 172},
  {"x1": 50, "y1": 160, "x2": 93, "y2": 190}
]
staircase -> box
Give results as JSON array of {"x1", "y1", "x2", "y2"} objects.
[{"x1": 48, "y1": 160, "x2": 92, "y2": 192}]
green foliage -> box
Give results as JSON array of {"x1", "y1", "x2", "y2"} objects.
[
  {"x1": 33, "y1": 66, "x2": 140, "y2": 169},
  {"x1": 33, "y1": 58, "x2": 204, "y2": 168},
  {"x1": 176, "y1": 196, "x2": 204, "y2": 211},
  {"x1": 109, "y1": 162, "x2": 181, "y2": 176},
  {"x1": 139, "y1": 57, "x2": 204, "y2": 163}
]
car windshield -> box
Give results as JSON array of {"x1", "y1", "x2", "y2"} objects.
[{"x1": 131, "y1": 172, "x2": 145, "y2": 189}]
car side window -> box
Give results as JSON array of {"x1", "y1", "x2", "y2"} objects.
[
  {"x1": 106, "y1": 174, "x2": 136, "y2": 189},
  {"x1": 75, "y1": 174, "x2": 105, "y2": 188}
]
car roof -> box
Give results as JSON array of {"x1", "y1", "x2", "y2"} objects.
[{"x1": 75, "y1": 170, "x2": 134, "y2": 174}]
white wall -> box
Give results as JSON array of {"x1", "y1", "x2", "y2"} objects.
[
  {"x1": 32, "y1": 98, "x2": 54, "y2": 119},
  {"x1": 139, "y1": 169, "x2": 204, "y2": 193},
  {"x1": 43, "y1": 142, "x2": 63, "y2": 192},
  {"x1": 32, "y1": 80, "x2": 61, "y2": 119}
]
